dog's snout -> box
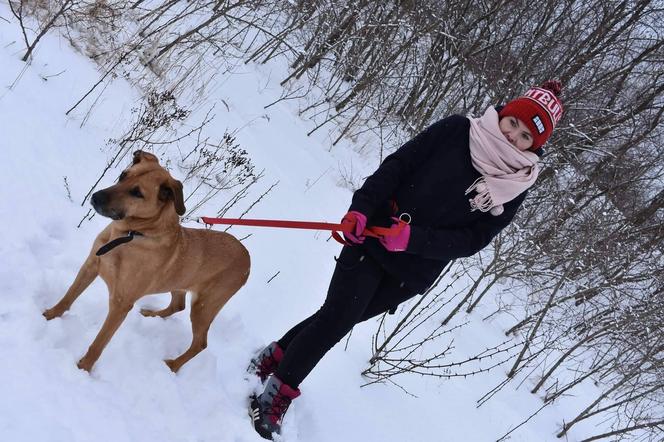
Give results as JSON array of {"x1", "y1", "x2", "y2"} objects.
[
  {"x1": 91, "y1": 190, "x2": 124, "y2": 220},
  {"x1": 91, "y1": 191, "x2": 109, "y2": 209}
]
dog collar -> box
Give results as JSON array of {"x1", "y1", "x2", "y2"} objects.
[{"x1": 96, "y1": 231, "x2": 144, "y2": 256}]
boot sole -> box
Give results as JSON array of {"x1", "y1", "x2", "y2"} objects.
[{"x1": 248, "y1": 396, "x2": 275, "y2": 440}]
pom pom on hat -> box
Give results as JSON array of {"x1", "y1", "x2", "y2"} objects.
[
  {"x1": 499, "y1": 80, "x2": 564, "y2": 149},
  {"x1": 541, "y1": 80, "x2": 562, "y2": 97}
]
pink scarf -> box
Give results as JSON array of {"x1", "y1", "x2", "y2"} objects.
[{"x1": 466, "y1": 107, "x2": 540, "y2": 216}]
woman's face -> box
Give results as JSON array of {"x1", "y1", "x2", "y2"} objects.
[{"x1": 499, "y1": 116, "x2": 534, "y2": 151}]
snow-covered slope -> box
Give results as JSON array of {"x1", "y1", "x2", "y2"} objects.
[{"x1": 0, "y1": 7, "x2": 599, "y2": 441}]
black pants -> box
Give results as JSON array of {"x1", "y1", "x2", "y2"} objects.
[{"x1": 274, "y1": 245, "x2": 419, "y2": 388}]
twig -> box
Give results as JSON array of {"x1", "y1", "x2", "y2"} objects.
[
  {"x1": 496, "y1": 402, "x2": 550, "y2": 442},
  {"x1": 267, "y1": 271, "x2": 280, "y2": 284}
]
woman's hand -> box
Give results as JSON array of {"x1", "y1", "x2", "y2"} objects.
[
  {"x1": 379, "y1": 217, "x2": 410, "y2": 252},
  {"x1": 341, "y1": 211, "x2": 367, "y2": 245}
]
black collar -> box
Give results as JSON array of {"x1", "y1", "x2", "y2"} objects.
[{"x1": 96, "y1": 231, "x2": 144, "y2": 256}]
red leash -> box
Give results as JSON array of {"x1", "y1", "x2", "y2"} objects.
[{"x1": 199, "y1": 216, "x2": 406, "y2": 246}]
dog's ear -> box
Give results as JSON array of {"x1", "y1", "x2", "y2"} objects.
[
  {"x1": 159, "y1": 179, "x2": 186, "y2": 216},
  {"x1": 132, "y1": 150, "x2": 159, "y2": 165}
]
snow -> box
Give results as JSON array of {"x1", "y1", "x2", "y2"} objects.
[{"x1": 0, "y1": 7, "x2": 601, "y2": 442}]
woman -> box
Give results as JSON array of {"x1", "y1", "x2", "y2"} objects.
[{"x1": 248, "y1": 81, "x2": 564, "y2": 439}]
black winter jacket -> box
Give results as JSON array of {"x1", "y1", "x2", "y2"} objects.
[{"x1": 348, "y1": 114, "x2": 529, "y2": 293}]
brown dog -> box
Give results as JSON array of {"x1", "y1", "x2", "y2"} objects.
[{"x1": 44, "y1": 151, "x2": 250, "y2": 373}]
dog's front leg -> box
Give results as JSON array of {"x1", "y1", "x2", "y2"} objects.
[
  {"x1": 44, "y1": 254, "x2": 99, "y2": 320},
  {"x1": 77, "y1": 295, "x2": 133, "y2": 372}
]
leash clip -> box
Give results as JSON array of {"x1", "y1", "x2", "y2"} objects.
[{"x1": 199, "y1": 217, "x2": 212, "y2": 230}]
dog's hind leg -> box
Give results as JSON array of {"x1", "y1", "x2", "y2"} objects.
[
  {"x1": 44, "y1": 254, "x2": 99, "y2": 320},
  {"x1": 165, "y1": 273, "x2": 247, "y2": 373},
  {"x1": 164, "y1": 293, "x2": 224, "y2": 373},
  {"x1": 77, "y1": 295, "x2": 134, "y2": 372},
  {"x1": 140, "y1": 290, "x2": 187, "y2": 318}
]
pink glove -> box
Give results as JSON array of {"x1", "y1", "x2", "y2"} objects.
[
  {"x1": 379, "y1": 217, "x2": 410, "y2": 252},
  {"x1": 341, "y1": 211, "x2": 367, "y2": 245}
]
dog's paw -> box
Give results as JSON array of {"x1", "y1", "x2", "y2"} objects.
[
  {"x1": 140, "y1": 307, "x2": 160, "y2": 317},
  {"x1": 43, "y1": 307, "x2": 63, "y2": 320},
  {"x1": 164, "y1": 358, "x2": 181, "y2": 373},
  {"x1": 140, "y1": 307, "x2": 178, "y2": 318},
  {"x1": 77, "y1": 357, "x2": 94, "y2": 373}
]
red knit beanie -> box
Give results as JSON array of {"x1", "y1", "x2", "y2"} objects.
[{"x1": 499, "y1": 80, "x2": 564, "y2": 149}]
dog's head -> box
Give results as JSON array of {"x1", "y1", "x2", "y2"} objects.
[{"x1": 91, "y1": 151, "x2": 186, "y2": 221}]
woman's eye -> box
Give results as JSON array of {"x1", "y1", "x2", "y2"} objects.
[
  {"x1": 129, "y1": 187, "x2": 144, "y2": 198},
  {"x1": 510, "y1": 118, "x2": 516, "y2": 127}
]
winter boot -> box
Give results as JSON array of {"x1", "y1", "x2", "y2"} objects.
[
  {"x1": 247, "y1": 341, "x2": 284, "y2": 383},
  {"x1": 249, "y1": 375, "x2": 301, "y2": 440}
]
